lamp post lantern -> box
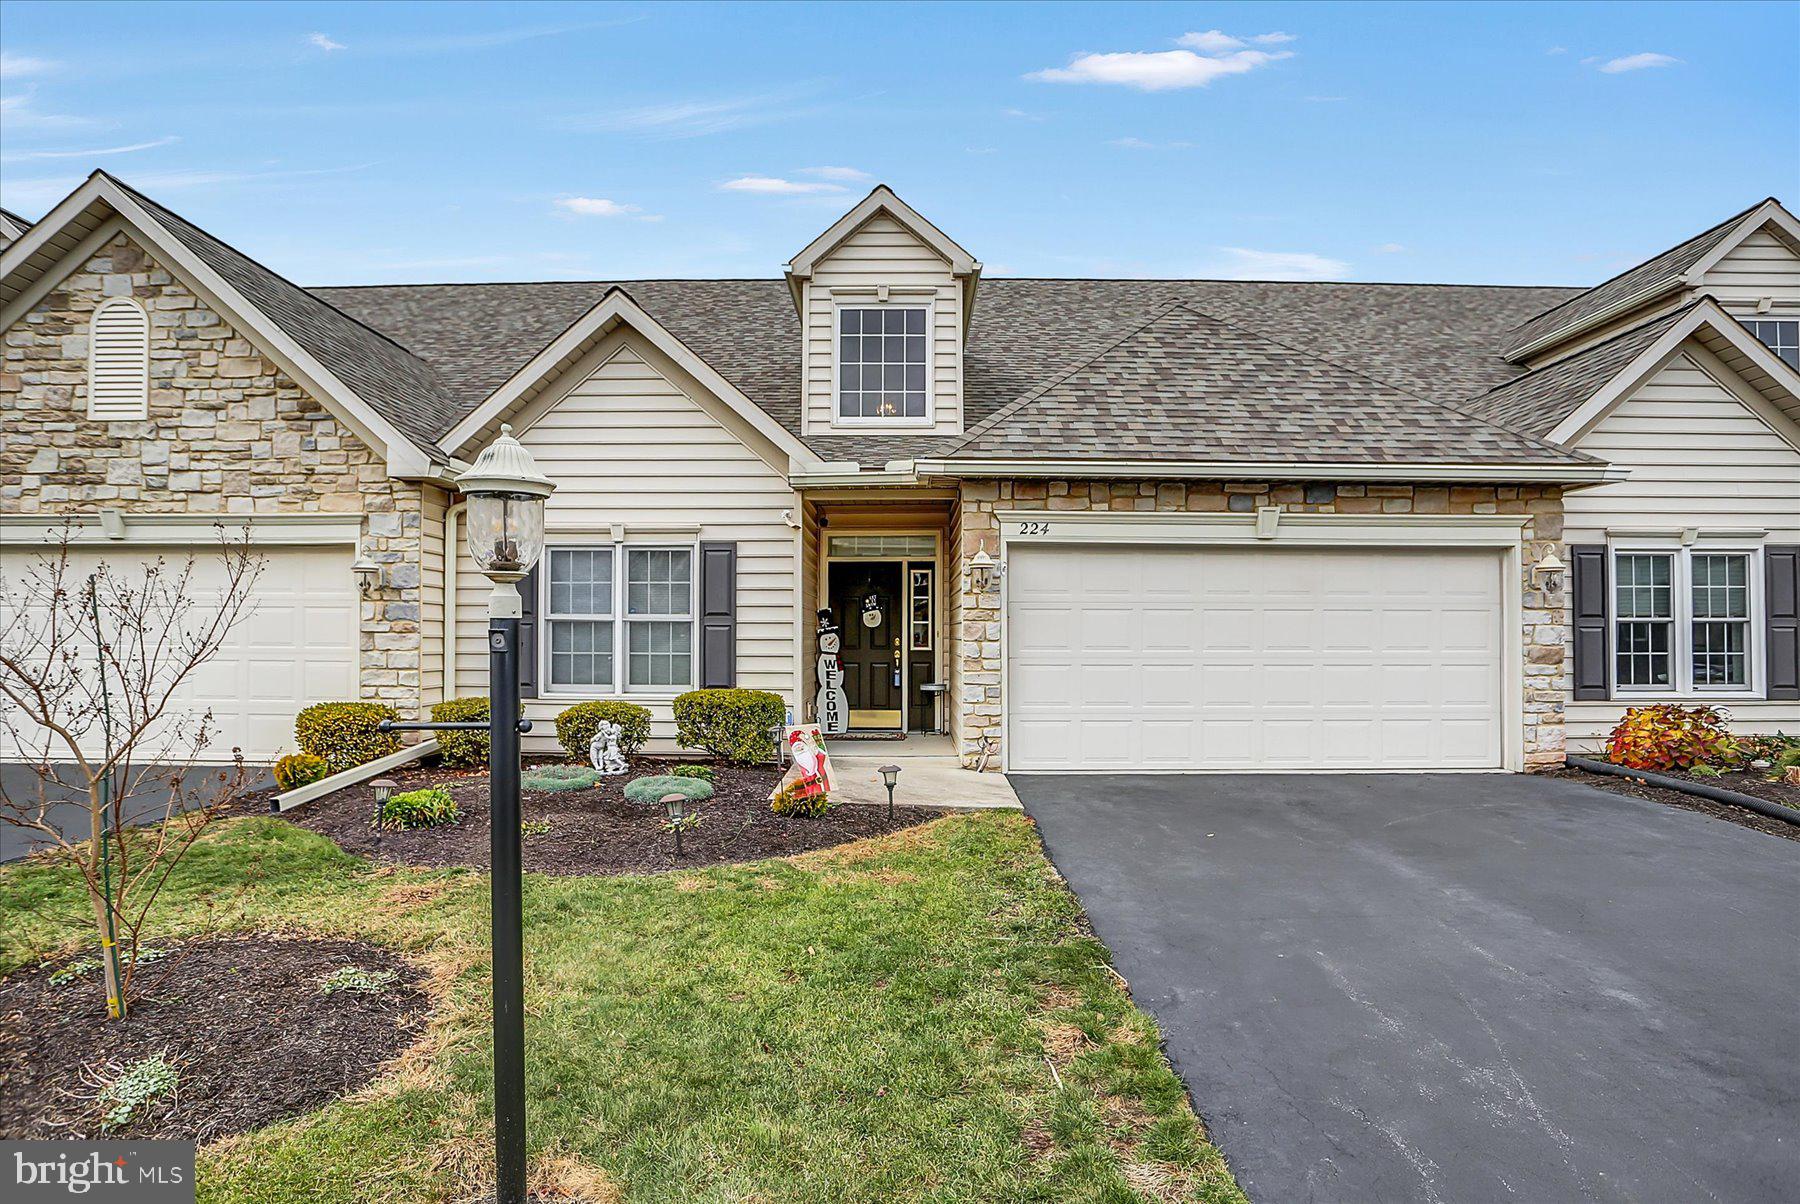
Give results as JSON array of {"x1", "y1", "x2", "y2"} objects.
[{"x1": 380, "y1": 423, "x2": 552, "y2": 1204}]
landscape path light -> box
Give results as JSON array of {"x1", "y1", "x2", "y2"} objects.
[
  {"x1": 379, "y1": 422, "x2": 552, "y2": 1204},
  {"x1": 878, "y1": 764, "x2": 900, "y2": 820},
  {"x1": 663, "y1": 792, "x2": 689, "y2": 856}
]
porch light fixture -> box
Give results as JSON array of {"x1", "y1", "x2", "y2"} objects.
[
  {"x1": 1532, "y1": 549, "x2": 1567, "y2": 595},
  {"x1": 877, "y1": 764, "x2": 900, "y2": 820},
  {"x1": 967, "y1": 548, "x2": 1000, "y2": 593},
  {"x1": 352, "y1": 546, "x2": 381, "y2": 595}
]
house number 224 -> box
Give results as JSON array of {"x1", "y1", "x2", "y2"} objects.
[{"x1": 1017, "y1": 521, "x2": 1051, "y2": 536}]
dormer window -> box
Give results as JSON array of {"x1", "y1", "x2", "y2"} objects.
[
  {"x1": 837, "y1": 305, "x2": 929, "y2": 421},
  {"x1": 1741, "y1": 316, "x2": 1799, "y2": 369}
]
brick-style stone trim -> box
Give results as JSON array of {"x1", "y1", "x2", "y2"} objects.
[
  {"x1": 1, "y1": 231, "x2": 429, "y2": 722},
  {"x1": 950, "y1": 478, "x2": 1568, "y2": 771}
]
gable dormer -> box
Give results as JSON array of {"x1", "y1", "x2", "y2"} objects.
[
  {"x1": 785, "y1": 186, "x2": 980, "y2": 436},
  {"x1": 1507, "y1": 198, "x2": 1800, "y2": 370}
]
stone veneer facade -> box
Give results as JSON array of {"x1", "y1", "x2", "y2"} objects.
[
  {"x1": 950, "y1": 478, "x2": 1569, "y2": 771},
  {"x1": 0, "y1": 231, "x2": 432, "y2": 719}
]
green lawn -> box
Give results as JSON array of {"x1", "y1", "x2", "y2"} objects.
[{"x1": 0, "y1": 812, "x2": 1246, "y2": 1204}]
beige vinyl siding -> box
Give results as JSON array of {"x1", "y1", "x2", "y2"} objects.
[
  {"x1": 453, "y1": 338, "x2": 799, "y2": 751},
  {"x1": 803, "y1": 213, "x2": 962, "y2": 436},
  {"x1": 419, "y1": 483, "x2": 448, "y2": 707},
  {"x1": 1563, "y1": 349, "x2": 1800, "y2": 748},
  {"x1": 1702, "y1": 227, "x2": 1800, "y2": 307}
]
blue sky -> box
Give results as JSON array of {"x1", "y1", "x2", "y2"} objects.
[{"x1": 2, "y1": 1, "x2": 1795, "y2": 287}]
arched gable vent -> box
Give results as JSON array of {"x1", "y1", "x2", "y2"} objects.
[{"x1": 87, "y1": 297, "x2": 150, "y2": 420}]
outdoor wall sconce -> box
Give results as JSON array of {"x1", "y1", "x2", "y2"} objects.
[
  {"x1": 878, "y1": 764, "x2": 900, "y2": 820},
  {"x1": 352, "y1": 546, "x2": 381, "y2": 595},
  {"x1": 1533, "y1": 549, "x2": 1567, "y2": 595},
  {"x1": 967, "y1": 548, "x2": 1000, "y2": 593}
]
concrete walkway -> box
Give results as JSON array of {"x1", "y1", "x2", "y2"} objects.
[
  {"x1": 1015, "y1": 771, "x2": 1800, "y2": 1204},
  {"x1": 828, "y1": 734, "x2": 1021, "y2": 811}
]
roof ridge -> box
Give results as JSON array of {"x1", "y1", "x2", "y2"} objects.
[
  {"x1": 106, "y1": 174, "x2": 448, "y2": 376},
  {"x1": 1503, "y1": 197, "x2": 1773, "y2": 338},
  {"x1": 944, "y1": 301, "x2": 1196, "y2": 454}
]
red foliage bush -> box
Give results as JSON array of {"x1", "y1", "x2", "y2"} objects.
[{"x1": 1606, "y1": 704, "x2": 1736, "y2": 771}]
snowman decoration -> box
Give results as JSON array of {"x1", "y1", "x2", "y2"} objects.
[
  {"x1": 814, "y1": 609, "x2": 849, "y2": 736},
  {"x1": 587, "y1": 719, "x2": 629, "y2": 776}
]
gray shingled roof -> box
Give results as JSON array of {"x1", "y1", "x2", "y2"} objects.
[
  {"x1": 940, "y1": 304, "x2": 1592, "y2": 464},
  {"x1": 1500, "y1": 201, "x2": 1766, "y2": 361},
  {"x1": 318, "y1": 276, "x2": 1579, "y2": 465},
  {"x1": 1463, "y1": 304, "x2": 1693, "y2": 436},
  {"x1": 117, "y1": 182, "x2": 457, "y2": 460}
]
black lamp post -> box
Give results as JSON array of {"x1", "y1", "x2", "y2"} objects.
[
  {"x1": 877, "y1": 764, "x2": 900, "y2": 820},
  {"x1": 380, "y1": 423, "x2": 552, "y2": 1204}
]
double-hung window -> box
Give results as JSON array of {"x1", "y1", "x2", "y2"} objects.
[
  {"x1": 1612, "y1": 548, "x2": 1757, "y2": 694},
  {"x1": 837, "y1": 305, "x2": 928, "y2": 421},
  {"x1": 1741, "y1": 316, "x2": 1799, "y2": 370},
  {"x1": 545, "y1": 545, "x2": 695, "y2": 694}
]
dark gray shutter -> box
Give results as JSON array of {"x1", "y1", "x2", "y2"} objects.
[
  {"x1": 1767, "y1": 546, "x2": 1800, "y2": 701},
  {"x1": 517, "y1": 563, "x2": 540, "y2": 699},
  {"x1": 1571, "y1": 545, "x2": 1609, "y2": 701},
  {"x1": 698, "y1": 542, "x2": 737, "y2": 688}
]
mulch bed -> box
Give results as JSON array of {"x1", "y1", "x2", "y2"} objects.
[
  {"x1": 1551, "y1": 765, "x2": 1800, "y2": 843},
  {"x1": 258, "y1": 758, "x2": 940, "y2": 876},
  {"x1": 0, "y1": 934, "x2": 427, "y2": 1141}
]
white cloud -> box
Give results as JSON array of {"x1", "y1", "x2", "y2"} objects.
[
  {"x1": 1177, "y1": 30, "x2": 1243, "y2": 52},
  {"x1": 1, "y1": 136, "x2": 178, "y2": 163},
  {"x1": 1028, "y1": 41, "x2": 1294, "y2": 92},
  {"x1": 307, "y1": 32, "x2": 346, "y2": 52},
  {"x1": 1374, "y1": 242, "x2": 1405, "y2": 254},
  {"x1": 1597, "y1": 52, "x2": 1681, "y2": 74},
  {"x1": 1251, "y1": 32, "x2": 1297, "y2": 45},
  {"x1": 554, "y1": 196, "x2": 659, "y2": 219},
  {"x1": 562, "y1": 89, "x2": 815, "y2": 138},
  {"x1": 1546, "y1": 46, "x2": 1568, "y2": 55},
  {"x1": 799, "y1": 166, "x2": 870, "y2": 183},
  {"x1": 1, "y1": 163, "x2": 370, "y2": 210},
  {"x1": 1000, "y1": 107, "x2": 1042, "y2": 120},
  {"x1": 1110, "y1": 136, "x2": 1194, "y2": 150},
  {"x1": 718, "y1": 175, "x2": 844, "y2": 195},
  {"x1": 0, "y1": 90, "x2": 99, "y2": 132},
  {"x1": 0, "y1": 53, "x2": 58, "y2": 79},
  {"x1": 1218, "y1": 247, "x2": 1347, "y2": 281}
]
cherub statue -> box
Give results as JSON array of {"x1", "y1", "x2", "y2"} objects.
[{"x1": 588, "y1": 720, "x2": 628, "y2": 776}]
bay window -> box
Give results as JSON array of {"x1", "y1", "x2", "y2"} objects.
[
  {"x1": 544, "y1": 545, "x2": 695, "y2": 694},
  {"x1": 1612, "y1": 547, "x2": 1758, "y2": 694}
]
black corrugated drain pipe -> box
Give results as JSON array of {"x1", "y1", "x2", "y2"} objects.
[{"x1": 1567, "y1": 756, "x2": 1800, "y2": 827}]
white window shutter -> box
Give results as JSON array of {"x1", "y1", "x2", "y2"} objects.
[{"x1": 87, "y1": 298, "x2": 150, "y2": 420}]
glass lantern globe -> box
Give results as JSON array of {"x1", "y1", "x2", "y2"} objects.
[{"x1": 455, "y1": 424, "x2": 555, "y2": 582}]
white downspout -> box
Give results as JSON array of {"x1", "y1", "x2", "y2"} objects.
[{"x1": 444, "y1": 500, "x2": 466, "y2": 700}]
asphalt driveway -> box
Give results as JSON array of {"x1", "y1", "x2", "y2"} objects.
[{"x1": 1014, "y1": 772, "x2": 1799, "y2": 1204}]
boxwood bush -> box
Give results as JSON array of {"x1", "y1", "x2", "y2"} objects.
[
  {"x1": 376, "y1": 786, "x2": 459, "y2": 830},
  {"x1": 430, "y1": 696, "x2": 495, "y2": 768},
  {"x1": 294, "y1": 702, "x2": 400, "y2": 774},
  {"x1": 672, "y1": 689, "x2": 785, "y2": 763},
  {"x1": 554, "y1": 701, "x2": 651, "y2": 762},
  {"x1": 272, "y1": 752, "x2": 329, "y2": 792}
]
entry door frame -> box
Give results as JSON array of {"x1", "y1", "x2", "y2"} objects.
[
  {"x1": 996, "y1": 510, "x2": 1529, "y2": 773},
  {"x1": 818, "y1": 528, "x2": 945, "y2": 733}
]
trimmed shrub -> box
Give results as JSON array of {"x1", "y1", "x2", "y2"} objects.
[
  {"x1": 1606, "y1": 704, "x2": 1736, "y2": 772},
  {"x1": 272, "y1": 752, "x2": 329, "y2": 792},
  {"x1": 431, "y1": 696, "x2": 492, "y2": 768},
  {"x1": 295, "y1": 702, "x2": 400, "y2": 774},
  {"x1": 672, "y1": 689, "x2": 786, "y2": 763},
  {"x1": 670, "y1": 764, "x2": 715, "y2": 782},
  {"x1": 771, "y1": 781, "x2": 832, "y2": 819},
  {"x1": 554, "y1": 701, "x2": 651, "y2": 762},
  {"x1": 521, "y1": 765, "x2": 604, "y2": 793},
  {"x1": 623, "y1": 774, "x2": 715, "y2": 806},
  {"x1": 376, "y1": 787, "x2": 459, "y2": 830}
]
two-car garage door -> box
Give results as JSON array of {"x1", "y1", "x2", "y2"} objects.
[{"x1": 1006, "y1": 544, "x2": 1506, "y2": 771}]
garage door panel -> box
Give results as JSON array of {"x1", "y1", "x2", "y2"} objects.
[{"x1": 1007, "y1": 545, "x2": 1504, "y2": 771}]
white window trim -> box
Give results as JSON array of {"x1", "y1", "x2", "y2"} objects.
[
  {"x1": 829, "y1": 300, "x2": 936, "y2": 429},
  {"x1": 1607, "y1": 541, "x2": 1765, "y2": 700},
  {"x1": 539, "y1": 540, "x2": 699, "y2": 700},
  {"x1": 87, "y1": 295, "x2": 150, "y2": 421},
  {"x1": 1735, "y1": 312, "x2": 1800, "y2": 369}
]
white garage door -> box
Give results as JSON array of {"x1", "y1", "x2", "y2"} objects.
[
  {"x1": 0, "y1": 543, "x2": 357, "y2": 763},
  {"x1": 1006, "y1": 544, "x2": 1505, "y2": 771}
]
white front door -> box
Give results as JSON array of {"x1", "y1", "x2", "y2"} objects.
[
  {"x1": 1005, "y1": 544, "x2": 1505, "y2": 771},
  {"x1": 0, "y1": 543, "x2": 357, "y2": 763}
]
